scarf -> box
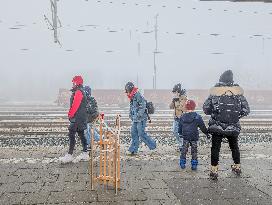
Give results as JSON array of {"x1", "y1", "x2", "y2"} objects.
[{"x1": 127, "y1": 87, "x2": 138, "y2": 100}]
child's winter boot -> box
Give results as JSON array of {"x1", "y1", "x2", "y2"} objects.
[
  {"x1": 209, "y1": 165, "x2": 219, "y2": 180},
  {"x1": 231, "y1": 164, "x2": 242, "y2": 176},
  {"x1": 180, "y1": 158, "x2": 186, "y2": 169},
  {"x1": 191, "y1": 160, "x2": 198, "y2": 171}
]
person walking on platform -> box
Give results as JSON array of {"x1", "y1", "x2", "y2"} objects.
[
  {"x1": 59, "y1": 75, "x2": 89, "y2": 163},
  {"x1": 125, "y1": 82, "x2": 156, "y2": 155},
  {"x1": 203, "y1": 70, "x2": 250, "y2": 180},
  {"x1": 170, "y1": 83, "x2": 187, "y2": 151}
]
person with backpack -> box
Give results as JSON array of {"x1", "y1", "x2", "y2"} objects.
[
  {"x1": 203, "y1": 70, "x2": 250, "y2": 180},
  {"x1": 83, "y1": 86, "x2": 100, "y2": 146},
  {"x1": 169, "y1": 83, "x2": 187, "y2": 151},
  {"x1": 125, "y1": 82, "x2": 157, "y2": 155},
  {"x1": 178, "y1": 100, "x2": 209, "y2": 170},
  {"x1": 59, "y1": 76, "x2": 89, "y2": 163}
]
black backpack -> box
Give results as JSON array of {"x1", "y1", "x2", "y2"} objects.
[
  {"x1": 146, "y1": 101, "x2": 155, "y2": 115},
  {"x1": 217, "y1": 91, "x2": 241, "y2": 124},
  {"x1": 85, "y1": 94, "x2": 99, "y2": 123}
]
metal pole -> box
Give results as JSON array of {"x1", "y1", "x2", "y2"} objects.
[
  {"x1": 155, "y1": 14, "x2": 158, "y2": 52},
  {"x1": 138, "y1": 42, "x2": 141, "y2": 56},
  {"x1": 153, "y1": 14, "x2": 159, "y2": 90},
  {"x1": 153, "y1": 51, "x2": 157, "y2": 90},
  {"x1": 53, "y1": 0, "x2": 58, "y2": 43},
  {"x1": 262, "y1": 37, "x2": 265, "y2": 55}
]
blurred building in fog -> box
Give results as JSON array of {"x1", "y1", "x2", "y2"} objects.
[{"x1": 56, "y1": 89, "x2": 272, "y2": 109}]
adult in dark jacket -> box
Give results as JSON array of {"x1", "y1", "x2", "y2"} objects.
[
  {"x1": 178, "y1": 100, "x2": 208, "y2": 170},
  {"x1": 125, "y1": 82, "x2": 156, "y2": 155},
  {"x1": 203, "y1": 70, "x2": 250, "y2": 180},
  {"x1": 59, "y1": 76, "x2": 89, "y2": 163}
]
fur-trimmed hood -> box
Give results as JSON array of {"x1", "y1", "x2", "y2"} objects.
[{"x1": 209, "y1": 85, "x2": 244, "y2": 96}]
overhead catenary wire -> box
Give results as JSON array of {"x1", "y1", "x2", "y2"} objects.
[
  {"x1": 80, "y1": 0, "x2": 272, "y2": 15},
  {"x1": 6, "y1": 18, "x2": 271, "y2": 40},
  {"x1": 1, "y1": 0, "x2": 271, "y2": 53}
]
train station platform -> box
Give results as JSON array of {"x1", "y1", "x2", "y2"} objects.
[{"x1": 0, "y1": 143, "x2": 272, "y2": 205}]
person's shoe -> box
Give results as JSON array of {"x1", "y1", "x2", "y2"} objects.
[
  {"x1": 127, "y1": 151, "x2": 137, "y2": 157},
  {"x1": 73, "y1": 152, "x2": 89, "y2": 163},
  {"x1": 180, "y1": 159, "x2": 186, "y2": 169},
  {"x1": 59, "y1": 154, "x2": 74, "y2": 164},
  {"x1": 231, "y1": 164, "x2": 242, "y2": 176},
  {"x1": 191, "y1": 160, "x2": 198, "y2": 171},
  {"x1": 209, "y1": 166, "x2": 219, "y2": 180}
]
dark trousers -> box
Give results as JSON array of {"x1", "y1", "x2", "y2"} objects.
[
  {"x1": 180, "y1": 140, "x2": 198, "y2": 160},
  {"x1": 68, "y1": 123, "x2": 88, "y2": 155},
  {"x1": 211, "y1": 134, "x2": 240, "y2": 166}
]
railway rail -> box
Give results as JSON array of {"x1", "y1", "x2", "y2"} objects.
[{"x1": 1, "y1": 107, "x2": 272, "y2": 146}]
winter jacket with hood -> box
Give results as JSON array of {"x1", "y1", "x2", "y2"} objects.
[
  {"x1": 129, "y1": 88, "x2": 148, "y2": 122},
  {"x1": 178, "y1": 112, "x2": 208, "y2": 141},
  {"x1": 203, "y1": 70, "x2": 250, "y2": 137},
  {"x1": 169, "y1": 94, "x2": 188, "y2": 119},
  {"x1": 68, "y1": 83, "x2": 88, "y2": 131}
]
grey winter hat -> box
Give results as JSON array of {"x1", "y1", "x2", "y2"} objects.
[{"x1": 219, "y1": 70, "x2": 234, "y2": 85}]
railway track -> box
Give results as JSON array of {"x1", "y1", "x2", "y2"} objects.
[
  {"x1": 2, "y1": 119, "x2": 272, "y2": 127},
  {"x1": 1, "y1": 106, "x2": 272, "y2": 146}
]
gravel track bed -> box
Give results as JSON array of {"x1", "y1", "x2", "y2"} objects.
[{"x1": 1, "y1": 107, "x2": 272, "y2": 147}]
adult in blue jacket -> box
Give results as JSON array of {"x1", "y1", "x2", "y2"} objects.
[{"x1": 125, "y1": 82, "x2": 156, "y2": 155}]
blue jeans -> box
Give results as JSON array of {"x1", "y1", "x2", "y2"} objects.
[
  {"x1": 173, "y1": 120, "x2": 183, "y2": 149},
  {"x1": 129, "y1": 120, "x2": 156, "y2": 153},
  {"x1": 86, "y1": 123, "x2": 100, "y2": 145}
]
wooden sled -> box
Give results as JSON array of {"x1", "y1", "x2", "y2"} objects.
[{"x1": 89, "y1": 114, "x2": 121, "y2": 194}]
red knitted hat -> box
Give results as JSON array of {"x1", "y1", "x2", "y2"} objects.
[
  {"x1": 72, "y1": 75, "x2": 83, "y2": 86},
  {"x1": 185, "y1": 100, "x2": 196, "y2": 111}
]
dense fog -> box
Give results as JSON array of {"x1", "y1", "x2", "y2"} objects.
[{"x1": 0, "y1": 0, "x2": 272, "y2": 101}]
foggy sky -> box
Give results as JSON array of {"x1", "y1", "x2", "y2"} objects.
[{"x1": 0, "y1": 0, "x2": 272, "y2": 101}]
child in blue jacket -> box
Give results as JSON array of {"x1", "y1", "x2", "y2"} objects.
[{"x1": 178, "y1": 100, "x2": 208, "y2": 170}]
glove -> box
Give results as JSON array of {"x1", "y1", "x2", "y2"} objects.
[{"x1": 69, "y1": 118, "x2": 76, "y2": 123}]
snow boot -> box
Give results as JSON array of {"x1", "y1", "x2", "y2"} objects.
[
  {"x1": 191, "y1": 160, "x2": 198, "y2": 171},
  {"x1": 180, "y1": 158, "x2": 186, "y2": 169},
  {"x1": 209, "y1": 166, "x2": 219, "y2": 180},
  {"x1": 231, "y1": 164, "x2": 242, "y2": 176}
]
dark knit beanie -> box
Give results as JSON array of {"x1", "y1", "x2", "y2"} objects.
[
  {"x1": 219, "y1": 70, "x2": 234, "y2": 85},
  {"x1": 172, "y1": 83, "x2": 186, "y2": 95},
  {"x1": 125, "y1": 82, "x2": 134, "y2": 93}
]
